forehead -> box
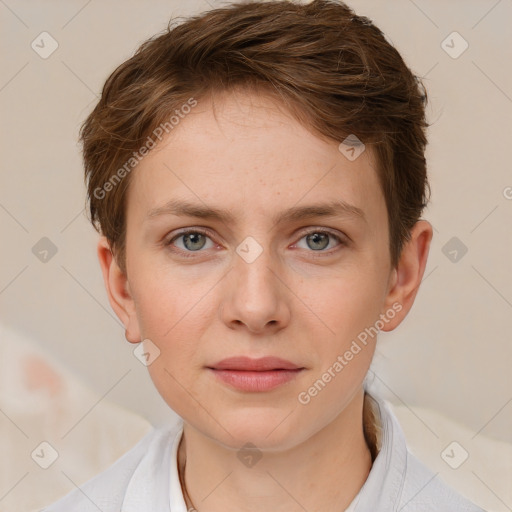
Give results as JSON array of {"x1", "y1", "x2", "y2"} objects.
[{"x1": 126, "y1": 90, "x2": 385, "y2": 231}]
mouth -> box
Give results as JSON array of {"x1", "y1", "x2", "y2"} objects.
[
  {"x1": 207, "y1": 356, "x2": 304, "y2": 372},
  {"x1": 206, "y1": 356, "x2": 305, "y2": 392}
]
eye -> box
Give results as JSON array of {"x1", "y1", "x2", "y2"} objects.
[
  {"x1": 164, "y1": 227, "x2": 347, "y2": 258},
  {"x1": 294, "y1": 229, "x2": 345, "y2": 253},
  {"x1": 165, "y1": 228, "x2": 216, "y2": 256}
]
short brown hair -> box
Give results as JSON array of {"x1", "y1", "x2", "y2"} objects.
[{"x1": 80, "y1": 0, "x2": 430, "y2": 275}]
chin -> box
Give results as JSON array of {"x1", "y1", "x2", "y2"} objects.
[{"x1": 206, "y1": 410, "x2": 311, "y2": 453}]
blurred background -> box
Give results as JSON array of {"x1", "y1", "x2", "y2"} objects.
[{"x1": 0, "y1": 0, "x2": 511, "y2": 510}]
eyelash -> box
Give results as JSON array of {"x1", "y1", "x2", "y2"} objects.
[{"x1": 164, "y1": 227, "x2": 347, "y2": 259}]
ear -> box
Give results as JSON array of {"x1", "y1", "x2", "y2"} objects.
[
  {"x1": 97, "y1": 236, "x2": 141, "y2": 344},
  {"x1": 380, "y1": 220, "x2": 433, "y2": 331}
]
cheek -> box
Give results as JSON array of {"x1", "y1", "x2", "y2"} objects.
[
  {"x1": 296, "y1": 276, "x2": 382, "y2": 405},
  {"x1": 133, "y1": 275, "x2": 212, "y2": 415},
  {"x1": 131, "y1": 255, "x2": 213, "y2": 335},
  {"x1": 301, "y1": 265, "x2": 386, "y2": 386},
  {"x1": 307, "y1": 265, "x2": 386, "y2": 337},
  {"x1": 128, "y1": 275, "x2": 200, "y2": 383}
]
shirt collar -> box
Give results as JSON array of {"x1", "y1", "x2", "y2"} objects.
[
  {"x1": 169, "y1": 422, "x2": 188, "y2": 512},
  {"x1": 352, "y1": 394, "x2": 408, "y2": 511},
  {"x1": 121, "y1": 423, "x2": 177, "y2": 512}
]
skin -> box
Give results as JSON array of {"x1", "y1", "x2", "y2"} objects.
[{"x1": 98, "y1": 89, "x2": 432, "y2": 512}]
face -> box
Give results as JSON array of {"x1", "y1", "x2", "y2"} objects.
[{"x1": 101, "y1": 89, "x2": 427, "y2": 451}]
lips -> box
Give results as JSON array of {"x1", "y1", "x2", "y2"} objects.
[
  {"x1": 207, "y1": 356, "x2": 306, "y2": 392},
  {"x1": 208, "y1": 356, "x2": 303, "y2": 371},
  {"x1": 207, "y1": 356, "x2": 305, "y2": 392}
]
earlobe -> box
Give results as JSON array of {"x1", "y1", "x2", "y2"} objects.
[
  {"x1": 97, "y1": 236, "x2": 141, "y2": 343},
  {"x1": 380, "y1": 220, "x2": 433, "y2": 332}
]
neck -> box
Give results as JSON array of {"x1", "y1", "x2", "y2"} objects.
[{"x1": 178, "y1": 389, "x2": 374, "y2": 512}]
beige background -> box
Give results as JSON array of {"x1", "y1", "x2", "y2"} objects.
[{"x1": 0, "y1": 0, "x2": 511, "y2": 507}]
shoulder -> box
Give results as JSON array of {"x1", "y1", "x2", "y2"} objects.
[
  {"x1": 42, "y1": 423, "x2": 181, "y2": 512},
  {"x1": 364, "y1": 393, "x2": 486, "y2": 512},
  {"x1": 399, "y1": 445, "x2": 486, "y2": 512}
]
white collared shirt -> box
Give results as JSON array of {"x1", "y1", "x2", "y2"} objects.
[{"x1": 43, "y1": 394, "x2": 485, "y2": 512}]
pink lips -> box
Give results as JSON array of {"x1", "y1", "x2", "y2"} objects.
[
  {"x1": 209, "y1": 356, "x2": 302, "y2": 371},
  {"x1": 207, "y1": 356, "x2": 305, "y2": 392}
]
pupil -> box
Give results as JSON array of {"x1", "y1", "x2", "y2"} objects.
[
  {"x1": 308, "y1": 233, "x2": 328, "y2": 250},
  {"x1": 184, "y1": 233, "x2": 205, "y2": 251}
]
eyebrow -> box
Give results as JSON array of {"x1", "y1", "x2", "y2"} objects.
[{"x1": 146, "y1": 198, "x2": 366, "y2": 225}]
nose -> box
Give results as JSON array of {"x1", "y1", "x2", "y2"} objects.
[{"x1": 220, "y1": 244, "x2": 291, "y2": 334}]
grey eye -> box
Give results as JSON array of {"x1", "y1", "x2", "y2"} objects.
[
  {"x1": 169, "y1": 231, "x2": 214, "y2": 252},
  {"x1": 296, "y1": 231, "x2": 341, "y2": 252},
  {"x1": 306, "y1": 232, "x2": 330, "y2": 250}
]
